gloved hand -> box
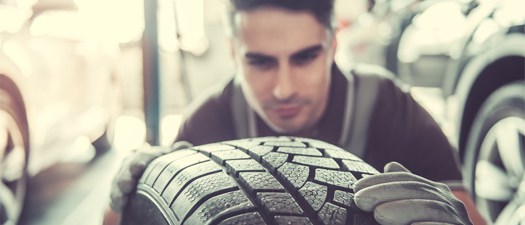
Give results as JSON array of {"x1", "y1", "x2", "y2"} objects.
[
  {"x1": 353, "y1": 162, "x2": 473, "y2": 225},
  {"x1": 109, "y1": 141, "x2": 193, "y2": 213}
]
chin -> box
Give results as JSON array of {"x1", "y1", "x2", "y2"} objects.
[
  {"x1": 265, "y1": 113, "x2": 306, "y2": 135},
  {"x1": 270, "y1": 121, "x2": 304, "y2": 135}
]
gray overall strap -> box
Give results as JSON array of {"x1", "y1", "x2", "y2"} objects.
[
  {"x1": 231, "y1": 75, "x2": 258, "y2": 139},
  {"x1": 338, "y1": 65, "x2": 384, "y2": 159}
]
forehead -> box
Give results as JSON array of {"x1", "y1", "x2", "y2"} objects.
[{"x1": 234, "y1": 7, "x2": 328, "y2": 56}]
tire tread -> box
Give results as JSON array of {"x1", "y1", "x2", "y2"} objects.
[{"x1": 125, "y1": 137, "x2": 380, "y2": 225}]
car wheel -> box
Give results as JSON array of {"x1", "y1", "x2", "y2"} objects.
[
  {"x1": 0, "y1": 75, "x2": 30, "y2": 225},
  {"x1": 122, "y1": 137, "x2": 380, "y2": 225},
  {"x1": 463, "y1": 81, "x2": 525, "y2": 225}
]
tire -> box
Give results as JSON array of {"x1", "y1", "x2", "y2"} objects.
[
  {"x1": 122, "y1": 137, "x2": 380, "y2": 225},
  {"x1": 0, "y1": 75, "x2": 30, "y2": 225},
  {"x1": 463, "y1": 81, "x2": 525, "y2": 224}
]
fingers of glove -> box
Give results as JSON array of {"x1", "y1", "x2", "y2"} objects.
[
  {"x1": 171, "y1": 141, "x2": 193, "y2": 151},
  {"x1": 129, "y1": 146, "x2": 171, "y2": 176},
  {"x1": 373, "y1": 199, "x2": 464, "y2": 225},
  {"x1": 109, "y1": 184, "x2": 129, "y2": 213},
  {"x1": 384, "y1": 161, "x2": 411, "y2": 173},
  {"x1": 354, "y1": 181, "x2": 450, "y2": 212},
  {"x1": 116, "y1": 168, "x2": 137, "y2": 193},
  {"x1": 354, "y1": 172, "x2": 434, "y2": 193},
  {"x1": 411, "y1": 222, "x2": 456, "y2": 225}
]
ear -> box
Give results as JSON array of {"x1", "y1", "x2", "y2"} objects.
[
  {"x1": 331, "y1": 36, "x2": 338, "y2": 60},
  {"x1": 226, "y1": 38, "x2": 235, "y2": 59},
  {"x1": 226, "y1": 37, "x2": 238, "y2": 69}
]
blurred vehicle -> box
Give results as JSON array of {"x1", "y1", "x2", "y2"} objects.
[
  {"x1": 396, "y1": 0, "x2": 486, "y2": 87},
  {"x1": 337, "y1": 0, "x2": 524, "y2": 223},
  {"x1": 395, "y1": 0, "x2": 525, "y2": 223},
  {"x1": 0, "y1": 0, "x2": 143, "y2": 224},
  {"x1": 334, "y1": 0, "x2": 435, "y2": 72}
]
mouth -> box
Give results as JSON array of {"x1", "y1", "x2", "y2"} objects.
[{"x1": 274, "y1": 105, "x2": 302, "y2": 118}]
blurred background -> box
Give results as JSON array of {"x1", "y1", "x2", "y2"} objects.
[{"x1": 0, "y1": 0, "x2": 523, "y2": 224}]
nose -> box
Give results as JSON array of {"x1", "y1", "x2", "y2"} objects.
[{"x1": 273, "y1": 64, "x2": 296, "y2": 101}]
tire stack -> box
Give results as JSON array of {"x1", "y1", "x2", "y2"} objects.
[{"x1": 122, "y1": 136, "x2": 380, "y2": 225}]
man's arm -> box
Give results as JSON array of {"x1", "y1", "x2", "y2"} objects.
[
  {"x1": 354, "y1": 162, "x2": 486, "y2": 225},
  {"x1": 452, "y1": 190, "x2": 486, "y2": 225},
  {"x1": 103, "y1": 208, "x2": 121, "y2": 225}
]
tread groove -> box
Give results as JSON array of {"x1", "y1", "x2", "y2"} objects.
[
  {"x1": 210, "y1": 147, "x2": 277, "y2": 225},
  {"x1": 164, "y1": 170, "x2": 222, "y2": 207},
  {"x1": 179, "y1": 187, "x2": 239, "y2": 225},
  {"x1": 209, "y1": 209, "x2": 260, "y2": 225},
  {"x1": 252, "y1": 144, "x2": 324, "y2": 225},
  {"x1": 153, "y1": 153, "x2": 211, "y2": 194}
]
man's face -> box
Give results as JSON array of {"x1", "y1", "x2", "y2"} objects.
[{"x1": 232, "y1": 7, "x2": 335, "y2": 135}]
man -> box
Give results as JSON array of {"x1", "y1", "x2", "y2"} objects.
[{"x1": 105, "y1": 0, "x2": 485, "y2": 224}]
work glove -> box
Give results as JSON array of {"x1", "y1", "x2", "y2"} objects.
[
  {"x1": 109, "y1": 141, "x2": 193, "y2": 213},
  {"x1": 353, "y1": 162, "x2": 473, "y2": 225}
]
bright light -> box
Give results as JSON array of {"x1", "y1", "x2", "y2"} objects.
[
  {"x1": 113, "y1": 115, "x2": 146, "y2": 153},
  {"x1": 334, "y1": 0, "x2": 368, "y2": 23},
  {"x1": 0, "y1": 6, "x2": 31, "y2": 33},
  {"x1": 2, "y1": 40, "x2": 33, "y2": 77},
  {"x1": 158, "y1": 0, "x2": 179, "y2": 52},
  {"x1": 16, "y1": 0, "x2": 38, "y2": 9},
  {"x1": 473, "y1": 19, "x2": 499, "y2": 44},
  {"x1": 175, "y1": 0, "x2": 205, "y2": 49},
  {"x1": 494, "y1": 0, "x2": 525, "y2": 27},
  {"x1": 358, "y1": 13, "x2": 373, "y2": 28},
  {"x1": 61, "y1": 136, "x2": 95, "y2": 163},
  {"x1": 413, "y1": 1, "x2": 467, "y2": 43},
  {"x1": 30, "y1": 0, "x2": 144, "y2": 43},
  {"x1": 160, "y1": 114, "x2": 183, "y2": 147}
]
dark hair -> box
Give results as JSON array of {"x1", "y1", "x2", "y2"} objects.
[{"x1": 225, "y1": 0, "x2": 335, "y2": 36}]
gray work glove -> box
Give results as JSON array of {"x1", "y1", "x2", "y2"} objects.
[
  {"x1": 353, "y1": 162, "x2": 473, "y2": 225},
  {"x1": 109, "y1": 141, "x2": 193, "y2": 213}
]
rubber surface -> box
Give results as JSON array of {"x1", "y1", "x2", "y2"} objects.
[
  {"x1": 463, "y1": 81, "x2": 525, "y2": 223},
  {"x1": 0, "y1": 74, "x2": 30, "y2": 225},
  {"x1": 123, "y1": 137, "x2": 380, "y2": 225}
]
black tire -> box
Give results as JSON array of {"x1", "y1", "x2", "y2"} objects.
[
  {"x1": 0, "y1": 74, "x2": 30, "y2": 225},
  {"x1": 463, "y1": 81, "x2": 525, "y2": 224},
  {"x1": 122, "y1": 137, "x2": 380, "y2": 225}
]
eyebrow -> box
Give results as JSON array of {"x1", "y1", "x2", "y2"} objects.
[
  {"x1": 291, "y1": 45, "x2": 323, "y2": 58},
  {"x1": 245, "y1": 52, "x2": 274, "y2": 60},
  {"x1": 244, "y1": 44, "x2": 324, "y2": 59}
]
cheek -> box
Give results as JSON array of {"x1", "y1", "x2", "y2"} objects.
[
  {"x1": 295, "y1": 59, "x2": 330, "y2": 90},
  {"x1": 243, "y1": 66, "x2": 276, "y2": 102}
]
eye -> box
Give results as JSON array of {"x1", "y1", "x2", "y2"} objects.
[
  {"x1": 248, "y1": 58, "x2": 276, "y2": 69},
  {"x1": 292, "y1": 52, "x2": 319, "y2": 66}
]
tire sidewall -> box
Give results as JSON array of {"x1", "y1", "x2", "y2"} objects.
[
  {"x1": 463, "y1": 81, "x2": 525, "y2": 219},
  {"x1": 0, "y1": 75, "x2": 30, "y2": 225}
]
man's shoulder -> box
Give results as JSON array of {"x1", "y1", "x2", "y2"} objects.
[
  {"x1": 184, "y1": 77, "x2": 235, "y2": 118},
  {"x1": 175, "y1": 77, "x2": 237, "y2": 145},
  {"x1": 351, "y1": 63, "x2": 410, "y2": 93}
]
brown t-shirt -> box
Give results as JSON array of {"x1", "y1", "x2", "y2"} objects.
[{"x1": 175, "y1": 64, "x2": 462, "y2": 182}]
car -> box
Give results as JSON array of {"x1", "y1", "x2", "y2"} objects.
[
  {"x1": 394, "y1": 0, "x2": 524, "y2": 223},
  {"x1": 334, "y1": 0, "x2": 432, "y2": 73},
  {"x1": 0, "y1": 0, "x2": 142, "y2": 223}
]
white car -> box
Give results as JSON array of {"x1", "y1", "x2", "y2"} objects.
[
  {"x1": 0, "y1": 0, "x2": 144, "y2": 223},
  {"x1": 396, "y1": 0, "x2": 525, "y2": 223}
]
